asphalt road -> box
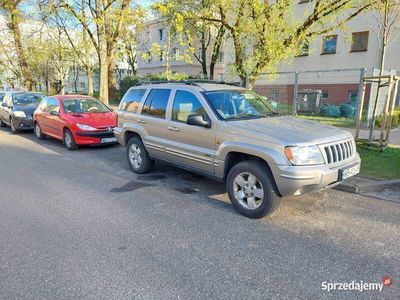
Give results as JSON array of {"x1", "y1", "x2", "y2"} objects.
[{"x1": 0, "y1": 127, "x2": 399, "y2": 299}]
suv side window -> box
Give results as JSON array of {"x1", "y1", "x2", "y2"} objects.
[
  {"x1": 120, "y1": 89, "x2": 146, "y2": 113},
  {"x1": 45, "y1": 98, "x2": 60, "y2": 113},
  {"x1": 172, "y1": 90, "x2": 206, "y2": 123},
  {"x1": 142, "y1": 89, "x2": 171, "y2": 119}
]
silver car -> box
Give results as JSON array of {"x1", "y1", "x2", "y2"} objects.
[{"x1": 114, "y1": 81, "x2": 361, "y2": 218}]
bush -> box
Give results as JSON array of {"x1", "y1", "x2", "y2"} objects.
[
  {"x1": 340, "y1": 104, "x2": 356, "y2": 117},
  {"x1": 320, "y1": 104, "x2": 341, "y2": 117},
  {"x1": 375, "y1": 110, "x2": 400, "y2": 128}
]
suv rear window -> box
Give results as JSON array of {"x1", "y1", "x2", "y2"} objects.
[
  {"x1": 120, "y1": 89, "x2": 146, "y2": 113},
  {"x1": 142, "y1": 89, "x2": 171, "y2": 119}
]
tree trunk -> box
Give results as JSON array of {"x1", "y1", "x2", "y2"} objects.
[
  {"x1": 99, "y1": 42, "x2": 109, "y2": 104},
  {"x1": 209, "y1": 25, "x2": 225, "y2": 81},
  {"x1": 9, "y1": 4, "x2": 34, "y2": 91},
  {"x1": 107, "y1": 56, "x2": 116, "y2": 101},
  {"x1": 201, "y1": 32, "x2": 208, "y2": 78},
  {"x1": 369, "y1": 0, "x2": 389, "y2": 142},
  {"x1": 86, "y1": 68, "x2": 94, "y2": 96},
  {"x1": 97, "y1": 0, "x2": 109, "y2": 105},
  {"x1": 60, "y1": 77, "x2": 65, "y2": 95}
]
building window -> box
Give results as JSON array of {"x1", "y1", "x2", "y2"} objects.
[
  {"x1": 217, "y1": 52, "x2": 224, "y2": 63},
  {"x1": 321, "y1": 35, "x2": 337, "y2": 54},
  {"x1": 218, "y1": 74, "x2": 224, "y2": 81},
  {"x1": 160, "y1": 50, "x2": 164, "y2": 62},
  {"x1": 173, "y1": 48, "x2": 180, "y2": 61},
  {"x1": 299, "y1": 0, "x2": 311, "y2": 3},
  {"x1": 147, "y1": 52, "x2": 151, "y2": 63},
  {"x1": 351, "y1": 31, "x2": 369, "y2": 52},
  {"x1": 322, "y1": 91, "x2": 329, "y2": 101},
  {"x1": 297, "y1": 42, "x2": 309, "y2": 56},
  {"x1": 159, "y1": 29, "x2": 164, "y2": 41},
  {"x1": 198, "y1": 47, "x2": 203, "y2": 58},
  {"x1": 80, "y1": 82, "x2": 85, "y2": 89}
]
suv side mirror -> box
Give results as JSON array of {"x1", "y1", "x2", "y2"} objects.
[
  {"x1": 187, "y1": 114, "x2": 211, "y2": 128},
  {"x1": 50, "y1": 110, "x2": 60, "y2": 116}
]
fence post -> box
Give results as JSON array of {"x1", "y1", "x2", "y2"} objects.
[
  {"x1": 293, "y1": 72, "x2": 299, "y2": 115},
  {"x1": 355, "y1": 68, "x2": 366, "y2": 126}
]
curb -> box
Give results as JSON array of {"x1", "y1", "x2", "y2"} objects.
[
  {"x1": 334, "y1": 183, "x2": 359, "y2": 193},
  {"x1": 335, "y1": 177, "x2": 400, "y2": 194}
]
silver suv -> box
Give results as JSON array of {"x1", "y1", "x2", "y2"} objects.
[{"x1": 114, "y1": 81, "x2": 360, "y2": 218}]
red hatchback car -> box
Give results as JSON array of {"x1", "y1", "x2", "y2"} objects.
[{"x1": 33, "y1": 95, "x2": 117, "y2": 150}]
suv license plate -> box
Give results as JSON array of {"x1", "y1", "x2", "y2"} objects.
[
  {"x1": 340, "y1": 164, "x2": 360, "y2": 180},
  {"x1": 101, "y1": 137, "x2": 117, "y2": 144}
]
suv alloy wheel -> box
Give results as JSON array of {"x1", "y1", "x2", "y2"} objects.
[
  {"x1": 127, "y1": 137, "x2": 154, "y2": 174},
  {"x1": 227, "y1": 161, "x2": 280, "y2": 218}
]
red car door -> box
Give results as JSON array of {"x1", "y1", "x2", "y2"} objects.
[{"x1": 44, "y1": 98, "x2": 62, "y2": 139}]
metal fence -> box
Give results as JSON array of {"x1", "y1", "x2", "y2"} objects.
[{"x1": 254, "y1": 68, "x2": 399, "y2": 128}]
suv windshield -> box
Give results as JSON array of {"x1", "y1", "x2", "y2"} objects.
[
  {"x1": 203, "y1": 90, "x2": 279, "y2": 120},
  {"x1": 62, "y1": 98, "x2": 110, "y2": 113},
  {"x1": 13, "y1": 93, "x2": 44, "y2": 105}
]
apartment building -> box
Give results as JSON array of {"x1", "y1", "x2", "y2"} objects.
[{"x1": 249, "y1": 2, "x2": 400, "y2": 115}]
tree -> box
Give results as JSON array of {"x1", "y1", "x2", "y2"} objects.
[
  {"x1": 369, "y1": 0, "x2": 400, "y2": 142},
  {"x1": 0, "y1": 0, "x2": 35, "y2": 90},
  {"x1": 153, "y1": 0, "x2": 226, "y2": 80},
  {"x1": 55, "y1": 0, "x2": 134, "y2": 104},
  {"x1": 39, "y1": 4, "x2": 97, "y2": 96},
  {"x1": 196, "y1": 0, "x2": 372, "y2": 88}
]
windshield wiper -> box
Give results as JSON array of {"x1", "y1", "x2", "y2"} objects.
[{"x1": 225, "y1": 114, "x2": 262, "y2": 121}]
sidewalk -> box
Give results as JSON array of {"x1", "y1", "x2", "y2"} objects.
[{"x1": 340, "y1": 127, "x2": 400, "y2": 147}]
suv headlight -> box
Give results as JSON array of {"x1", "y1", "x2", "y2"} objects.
[
  {"x1": 76, "y1": 123, "x2": 97, "y2": 131},
  {"x1": 13, "y1": 111, "x2": 26, "y2": 118},
  {"x1": 284, "y1": 145, "x2": 324, "y2": 165}
]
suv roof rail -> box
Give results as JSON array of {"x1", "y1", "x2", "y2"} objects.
[{"x1": 134, "y1": 79, "x2": 241, "y2": 87}]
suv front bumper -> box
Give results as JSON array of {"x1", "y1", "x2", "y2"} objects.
[
  {"x1": 113, "y1": 127, "x2": 125, "y2": 145},
  {"x1": 271, "y1": 154, "x2": 361, "y2": 197}
]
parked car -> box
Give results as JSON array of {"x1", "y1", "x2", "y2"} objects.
[
  {"x1": 0, "y1": 92, "x2": 45, "y2": 132},
  {"x1": 114, "y1": 81, "x2": 361, "y2": 219},
  {"x1": 33, "y1": 95, "x2": 117, "y2": 150}
]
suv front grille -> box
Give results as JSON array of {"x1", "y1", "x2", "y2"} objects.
[{"x1": 323, "y1": 139, "x2": 354, "y2": 165}]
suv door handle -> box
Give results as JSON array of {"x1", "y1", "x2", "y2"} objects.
[
  {"x1": 138, "y1": 119, "x2": 147, "y2": 124},
  {"x1": 168, "y1": 126, "x2": 180, "y2": 132}
]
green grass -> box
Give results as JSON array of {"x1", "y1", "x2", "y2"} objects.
[
  {"x1": 297, "y1": 115, "x2": 356, "y2": 128},
  {"x1": 357, "y1": 142, "x2": 400, "y2": 179}
]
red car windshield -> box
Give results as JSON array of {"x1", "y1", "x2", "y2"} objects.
[{"x1": 62, "y1": 98, "x2": 110, "y2": 113}]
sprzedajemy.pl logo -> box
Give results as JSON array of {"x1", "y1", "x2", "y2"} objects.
[{"x1": 321, "y1": 277, "x2": 393, "y2": 293}]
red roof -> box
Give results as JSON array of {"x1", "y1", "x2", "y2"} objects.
[{"x1": 52, "y1": 94, "x2": 94, "y2": 101}]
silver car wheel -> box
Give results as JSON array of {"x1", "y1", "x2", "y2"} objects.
[
  {"x1": 129, "y1": 144, "x2": 142, "y2": 169},
  {"x1": 35, "y1": 123, "x2": 41, "y2": 138},
  {"x1": 233, "y1": 172, "x2": 264, "y2": 210},
  {"x1": 64, "y1": 132, "x2": 72, "y2": 148},
  {"x1": 11, "y1": 119, "x2": 16, "y2": 132}
]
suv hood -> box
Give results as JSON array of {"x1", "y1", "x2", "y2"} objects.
[{"x1": 226, "y1": 116, "x2": 352, "y2": 145}]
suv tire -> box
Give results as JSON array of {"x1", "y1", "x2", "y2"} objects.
[
  {"x1": 227, "y1": 161, "x2": 280, "y2": 218},
  {"x1": 127, "y1": 136, "x2": 154, "y2": 174}
]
